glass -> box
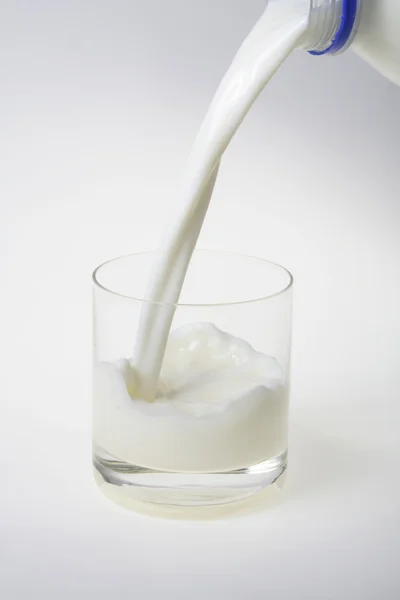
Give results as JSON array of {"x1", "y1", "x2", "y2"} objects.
[{"x1": 92, "y1": 250, "x2": 293, "y2": 508}]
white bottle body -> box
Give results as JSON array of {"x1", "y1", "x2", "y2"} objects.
[{"x1": 352, "y1": 0, "x2": 400, "y2": 84}]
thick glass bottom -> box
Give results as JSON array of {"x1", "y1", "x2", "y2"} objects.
[{"x1": 93, "y1": 447, "x2": 287, "y2": 508}]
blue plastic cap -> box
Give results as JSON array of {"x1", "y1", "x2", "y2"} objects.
[{"x1": 309, "y1": 0, "x2": 359, "y2": 55}]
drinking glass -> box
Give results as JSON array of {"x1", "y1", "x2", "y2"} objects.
[{"x1": 93, "y1": 250, "x2": 293, "y2": 507}]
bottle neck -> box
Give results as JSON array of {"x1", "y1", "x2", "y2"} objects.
[{"x1": 302, "y1": 0, "x2": 360, "y2": 55}]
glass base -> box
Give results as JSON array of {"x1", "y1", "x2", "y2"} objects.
[{"x1": 93, "y1": 448, "x2": 287, "y2": 508}]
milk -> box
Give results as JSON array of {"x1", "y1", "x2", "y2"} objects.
[
  {"x1": 94, "y1": 323, "x2": 288, "y2": 472},
  {"x1": 132, "y1": 1, "x2": 309, "y2": 401},
  {"x1": 94, "y1": 1, "x2": 306, "y2": 472}
]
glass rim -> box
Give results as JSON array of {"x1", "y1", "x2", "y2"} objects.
[{"x1": 92, "y1": 249, "x2": 294, "y2": 308}]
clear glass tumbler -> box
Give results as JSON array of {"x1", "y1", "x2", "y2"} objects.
[{"x1": 93, "y1": 250, "x2": 293, "y2": 507}]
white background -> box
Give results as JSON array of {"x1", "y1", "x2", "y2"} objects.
[{"x1": 2, "y1": 1, "x2": 400, "y2": 598}]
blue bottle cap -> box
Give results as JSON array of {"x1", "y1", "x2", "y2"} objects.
[{"x1": 309, "y1": 0, "x2": 359, "y2": 55}]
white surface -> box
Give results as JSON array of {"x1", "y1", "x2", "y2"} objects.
[{"x1": 2, "y1": 1, "x2": 400, "y2": 598}]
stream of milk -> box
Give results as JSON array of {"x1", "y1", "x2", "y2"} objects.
[{"x1": 132, "y1": 1, "x2": 308, "y2": 401}]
